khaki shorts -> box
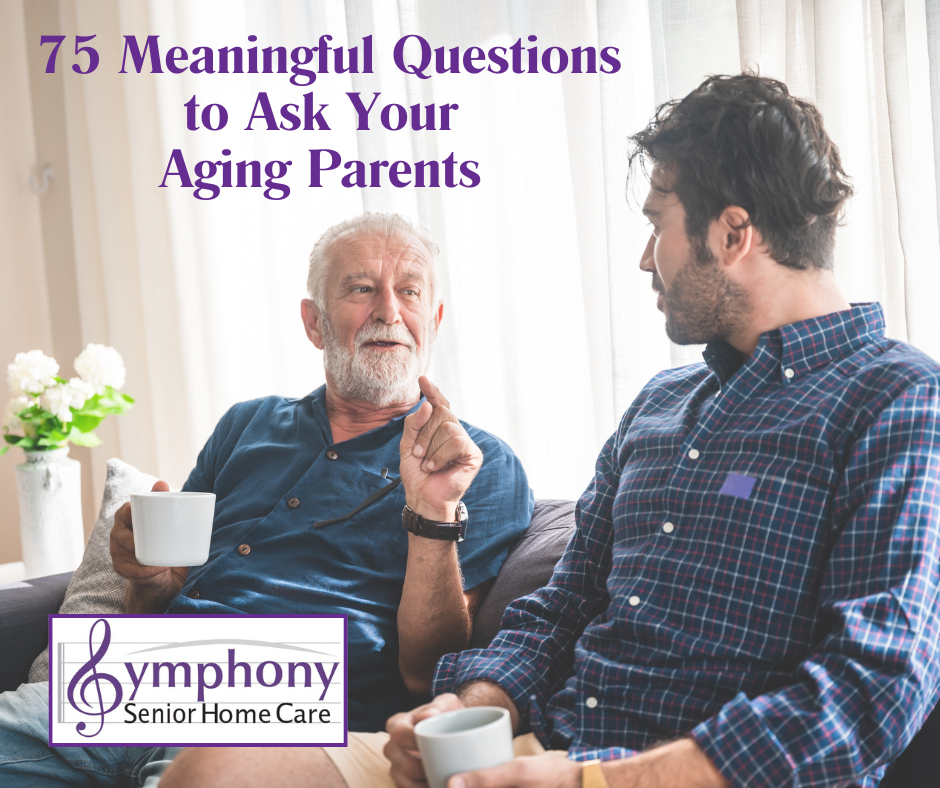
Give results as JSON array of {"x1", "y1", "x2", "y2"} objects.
[{"x1": 324, "y1": 731, "x2": 564, "y2": 788}]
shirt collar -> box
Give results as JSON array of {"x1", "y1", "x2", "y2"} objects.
[
  {"x1": 703, "y1": 302, "x2": 886, "y2": 385},
  {"x1": 302, "y1": 384, "x2": 427, "y2": 446},
  {"x1": 701, "y1": 341, "x2": 747, "y2": 385}
]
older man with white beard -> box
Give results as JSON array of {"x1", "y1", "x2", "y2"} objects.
[{"x1": 0, "y1": 213, "x2": 533, "y2": 788}]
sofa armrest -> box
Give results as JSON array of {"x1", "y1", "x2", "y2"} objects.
[{"x1": 0, "y1": 572, "x2": 73, "y2": 692}]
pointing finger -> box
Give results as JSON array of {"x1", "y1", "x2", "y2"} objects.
[{"x1": 418, "y1": 376, "x2": 451, "y2": 410}]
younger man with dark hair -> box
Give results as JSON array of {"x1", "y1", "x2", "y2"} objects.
[{"x1": 378, "y1": 74, "x2": 940, "y2": 788}]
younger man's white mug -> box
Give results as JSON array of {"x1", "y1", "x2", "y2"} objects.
[
  {"x1": 130, "y1": 491, "x2": 215, "y2": 567},
  {"x1": 414, "y1": 706, "x2": 514, "y2": 788}
]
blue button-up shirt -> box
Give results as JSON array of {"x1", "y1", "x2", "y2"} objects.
[
  {"x1": 434, "y1": 303, "x2": 940, "y2": 787},
  {"x1": 170, "y1": 386, "x2": 533, "y2": 731}
]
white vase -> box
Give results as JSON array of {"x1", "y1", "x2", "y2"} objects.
[{"x1": 15, "y1": 447, "x2": 85, "y2": 579}]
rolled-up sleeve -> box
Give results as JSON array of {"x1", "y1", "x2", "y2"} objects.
[
  {"x1": 180, "y1": 403, "x2": 240, "y2": 493},
  {"x1": 456, "y1": 430, "x2": 535, "y2": 592}
]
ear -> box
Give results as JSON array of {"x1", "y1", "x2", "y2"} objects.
[
  {"x1": 434, "y1": 301, "x2": 444, "y2": 329},
  {"x1": 301, "y1": 299, "x2": 325, "y2": 350},
  {"x1": 711, "y1": 206, "x2": 755, "y2": 269}
]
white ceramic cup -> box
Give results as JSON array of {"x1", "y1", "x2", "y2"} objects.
[
  {"x1": 414, "y1": 706, "x2": 514, "y2": 788},
  {"x1": 130, "y1": 492, "x2": 215, "y2": 567}
]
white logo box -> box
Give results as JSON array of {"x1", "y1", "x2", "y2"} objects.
[{"x1": 49, "y1": 614, "x2": 347, "y2": 747}]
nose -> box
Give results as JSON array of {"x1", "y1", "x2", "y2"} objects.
[
  {"x1": 371, "y1": 285, "x2": 403, "y2": 324},
  {"x1": 639, "y1": 233, "x2": 656, "y2": 273}
]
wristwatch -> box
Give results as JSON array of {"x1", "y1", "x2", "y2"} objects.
[
  {"x1": 581, "y1": 761, "x2": 610, "y2": 788},
  {"x1": 581, "y1": 760, "x2": 609, "y2": 788},
  {"x1": 402, "y1": 501, "x2": 468, "y2": 542}
]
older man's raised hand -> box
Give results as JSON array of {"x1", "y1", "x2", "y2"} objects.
[{"x1": 399, "y1": 376, "x2": 483, "y2": 521}]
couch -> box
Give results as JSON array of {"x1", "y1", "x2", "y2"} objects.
[
  {"x1": 0, "y1": 497, "x2": 934, "y2": 785},
  {"x1": 0, "y1": 498, "x2": 578, "y2": 692}
]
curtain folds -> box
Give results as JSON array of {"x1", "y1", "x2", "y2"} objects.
[
  {"x1": 2, "y1": 0, "x2": 938, "y2": 562},
  {"x1": 736, "y1": 0, "x2": 940, "y2": 354}
]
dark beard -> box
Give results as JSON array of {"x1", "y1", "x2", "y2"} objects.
[{"x1": 662, "y1": 237, "x2": 750, "y2": 346}]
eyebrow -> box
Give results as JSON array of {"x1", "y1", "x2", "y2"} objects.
[
  {"x1": 340, "y1": 270, "x2": 427, "y2": 287},
  {"x1": 642, "y1": 206, "x2": 660, "y2": 218}
]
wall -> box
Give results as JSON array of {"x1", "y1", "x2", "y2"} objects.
[{"x1": 0, "y1": 0, "x2": 119, "y2": 564}]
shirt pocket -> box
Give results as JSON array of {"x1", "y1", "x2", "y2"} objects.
[
  {"x1": 305, "y1": 469, "x2": 408, "y2": 573},
  {"x1": 729, "y1": 464, "x2": 834, "y2": 645},
  {"x1": 661, "y1": 461, "x2": 836, "y2": 659}
]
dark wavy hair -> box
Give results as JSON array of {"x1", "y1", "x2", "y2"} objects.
[{"x1": 628, "y1": 73, "x2": 853, "y2": 270}]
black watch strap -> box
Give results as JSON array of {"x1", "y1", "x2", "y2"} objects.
[{"x1": 402, "y1": 501, "x2": 468, "y2": 542}]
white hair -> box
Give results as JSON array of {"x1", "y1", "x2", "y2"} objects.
[{"x1": 306, "y1": 212, "x2": 441, "y2": 312}]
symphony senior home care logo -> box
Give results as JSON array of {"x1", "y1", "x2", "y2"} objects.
[{"x1": 49, "y1": 615, "x2": 347, "y2": 747}]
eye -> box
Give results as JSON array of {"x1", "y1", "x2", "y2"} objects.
[
  {"x1": 401, "y1": 288, "x2": 419, "y2": 296},
  {"x1": 351, "y1": 285, "x2": 372, "y2": 294}
]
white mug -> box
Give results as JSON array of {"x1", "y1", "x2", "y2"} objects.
[
  {"x1": 414, "y1": 706, "x2": 514, "y2": 788},
  {"x1": 130, "y1": 492, "x2": 215, "y2": 567}
]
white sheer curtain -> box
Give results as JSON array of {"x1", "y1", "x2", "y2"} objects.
[
  {"x1": 147, "y1": 0, "x2": 631, "y2": 500},
  {"x1": 3, "y1": 0, "x2": 939, "y2": 563},
  {"x1": 145, "y1": 0, "x2": 938, "y2": 499},
  {"x1": 731, "y1": 0, "x2": 940, "y2": 355}
]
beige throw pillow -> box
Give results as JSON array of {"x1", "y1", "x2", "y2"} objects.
[{"x1": 28, "y1": 458, "x2": 157, "y2": 683}]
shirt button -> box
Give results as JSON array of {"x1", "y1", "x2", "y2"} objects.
[
  {"x1": 687, "y1": 448, "x2": 700, "y2": 460},
  {"x1": 663, "y1": 522, "x2": 675, "y2": 534},
  {"x1": 326, "y1": 450, "x2": 339, "y2": 460},
  {"x1": 189, "y1": 590, "x2": 200, "y2": 599},
  {"x1": 784, "y1": 368, "x2": 795, "y2": 379},
  {"x1": 237, "y1": 544, "x2": 251, "y2": 556},
  {"x1": 287, "y1": 497, "x2": 300, "y2": 509},
  {"x1": 585, "y1": 696, "x2": 598, "y2": 709},
  {"x1": 628, "y1": 595, "x2": 641, "y2": 606}
]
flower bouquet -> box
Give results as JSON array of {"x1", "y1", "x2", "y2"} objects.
[{"x1": 2, "y1": 344, "x2": 134, "y2": 455}]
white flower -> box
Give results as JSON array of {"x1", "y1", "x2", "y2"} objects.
[
  {"x1": 67, "y1": 378, "x2": 96, "y2": 410},
  {"x1": 74, "y1": 344, "x2": 126, "y2": 394},
  {"x1": 41, "y1": 384, "x2": 77, "y2": 424},
  {"x1": 3, "y1": 396, "x2": 33, "y2": 431},
  {"x1": 7, "y1": 350, "x2": 59, "y2": 396}
]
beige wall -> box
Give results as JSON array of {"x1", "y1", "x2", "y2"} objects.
[
  {"x1": 0, "y1": 0, "x2": 56, "y2": 565},
  {"x1": 1, "y1": 0, "x2": 193, "y2": 566},
  {"x1": 0, "y1": 0, "x2": 117, "y2": 564}
]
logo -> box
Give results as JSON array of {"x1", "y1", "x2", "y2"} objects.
[{"x1": 50, "y1": 614, "x2": 347, "y2": 747}]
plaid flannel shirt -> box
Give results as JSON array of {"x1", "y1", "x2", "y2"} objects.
[{"x1": 434, "y1": 303, "x2": 940, "y2": 788}]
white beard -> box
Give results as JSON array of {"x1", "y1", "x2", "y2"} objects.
[{"x1": 321, "y1": 317, "x2": 434, "y2": 407}]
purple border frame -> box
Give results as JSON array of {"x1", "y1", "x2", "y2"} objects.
[{"x1": 48, "y1": 613, "x2": 349, "y2": 748}]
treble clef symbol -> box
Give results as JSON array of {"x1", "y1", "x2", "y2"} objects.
[{"x1": 66, "y1": 618, "x2": 123, "y2": 738}]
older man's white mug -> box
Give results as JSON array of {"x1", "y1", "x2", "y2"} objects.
[{"x1": 129, "y1": 492, "x2": 215, "y2": 567}]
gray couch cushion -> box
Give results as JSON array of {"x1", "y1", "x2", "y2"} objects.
[
  {"x1": 471, "y1": 499, "x2": 577, "y2": 649},
  {"x1": 0, "y1": 572, "x2": 71, "y2": 692},
  {"x1": 27, "y1": 458, "x2": 156, "y2": 682}
]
